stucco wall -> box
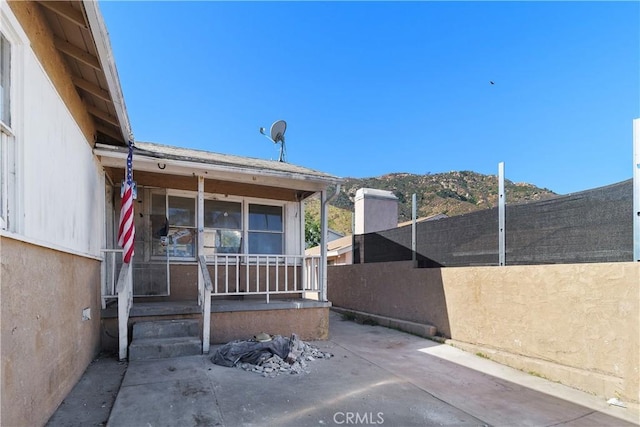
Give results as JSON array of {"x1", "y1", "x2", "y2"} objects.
[
  {"x1": 210, "y1": 307, "x2": 329, "y2": 344},
  {"x1": 101, "y1": 307, "x2": 330, "y2": 352},
  {"x1": 328, "y1": 261, "x2": 639, "y2": 402},
  {"x1": 1, "y1": 237, "x2": 102, "y2": 427}
]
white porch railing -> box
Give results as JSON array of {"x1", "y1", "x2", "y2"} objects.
[
  {"x1": 115, "y1": 261, "x2": 133, "y2": 361},
  {"x1": 202, "y1": 254, "x2": 322, "y2": 303},
  {"x1": 101, "y1": 249, "x2": 123, "y2": 309},
  {"x1": 198, "y1": 255, "x2": 212, "y2": 354}
]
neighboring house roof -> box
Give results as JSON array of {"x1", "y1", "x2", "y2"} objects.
[
  {"x1": 36, "y1": 1, "x2": 132, "y2": 145},
  {"x1": 328, "y1": 228, "x2": 345, "y2": 241},
  {"x1": 397, "y1": 213, "x2": 448, "y2": 228},
  {"x1": 306, "y1": 234, "x2": 353, "y2": 257}
]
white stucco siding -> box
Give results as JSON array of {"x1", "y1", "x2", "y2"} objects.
[{"x1": 21, "y1": 48, "x2": 104, "y2": 256}]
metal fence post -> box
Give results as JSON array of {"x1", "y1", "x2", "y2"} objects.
[
  {"x1": 633, "y1": 119, "x2": 640, "y2": 261},
  {"x1": 498, "y1": 162, "x2": 506, "y2": 266}
]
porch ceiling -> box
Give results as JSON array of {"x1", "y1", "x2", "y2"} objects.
[{"x1": 103, "y1": 167, "x2": 314, "y2": 202}]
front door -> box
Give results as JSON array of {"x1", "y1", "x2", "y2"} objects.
[{"x1": 113, "y1": 186, "x2": 171, "y2": 296}]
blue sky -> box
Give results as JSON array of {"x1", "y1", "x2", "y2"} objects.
[{"x1": 99, "y1": 1, "x2": 639, "y2": 195}]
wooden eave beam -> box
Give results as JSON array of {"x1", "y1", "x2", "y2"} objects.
[
  {"x1": 86, "y1": 104, "x2": 119, "y2": 127},
  {"x1": 72, "y1": 76, "x2": 112, "y2": 103},
  {"x1": 53, "y1": 36, "x2": 101, "y2": 70},
  {"x1": 95, "y1": 123, "x2": 124, "y2": 142},
  {"x1": 38, "y1": 1, "x2": 88, "y2": 29}
]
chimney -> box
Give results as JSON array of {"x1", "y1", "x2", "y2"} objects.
[{"x1": 354, "y1": 188, "x2": 398, "y2": 235}]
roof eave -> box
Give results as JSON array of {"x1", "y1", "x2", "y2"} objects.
[
  {"x1": 94, "y1": 143, "x2": 341, "y2": 191},
  {"x1": 83, "y1": 0, "x2": 132, "y2": 144}
]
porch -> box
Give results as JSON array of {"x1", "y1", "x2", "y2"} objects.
[
  {"x1": 101, "y1": 251, "x2": 331, "y2": 360},
  {"x1": 95, "y1": 141, "x2": 341, "y2": 360}
]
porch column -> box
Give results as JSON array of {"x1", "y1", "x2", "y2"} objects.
[
  {"x1": 198, "y1": 175, "x2": 211, "y2": 354},
  {"x1": 198, "y1": 176, "x2": 205, "y2": 299},
  {"x1": 320, "y1": 189, "x2": 328, "y2": 302}
]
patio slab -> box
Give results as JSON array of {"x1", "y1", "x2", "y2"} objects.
[{"x1": 103, "y1": 310, "x2": 639, "y2": 426}]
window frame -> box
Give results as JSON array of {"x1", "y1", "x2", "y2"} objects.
[
  {"x1": 143, "y1": 189, "x2": 288, "y2": 261},
  {"x1": 246, "y1": 200, "x2": 285, "y2": 255},
  {"x1": 0, "y1": 5, "x2": 25, "y2": 233},
  {"x1": 202, "y1": 195, "x2": 243, "y2": 256},
  {"x1": 0, "y1": 32, "x2": 11, "y2": 129},
  {"x1": 150, "y1": 189, "x2": 198, "y2": 261}
]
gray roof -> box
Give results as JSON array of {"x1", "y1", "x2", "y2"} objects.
[{"x1": 131, "y1": 141, "x2": 341, "y2": 183}]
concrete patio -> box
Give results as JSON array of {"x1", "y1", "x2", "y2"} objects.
[{"x1": 49, "y1": 311, "x2": 639, "y2": 426}]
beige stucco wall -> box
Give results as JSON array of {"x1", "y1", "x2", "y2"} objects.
[
  {"x1": 328, "y1": 261, "x2": 639, "y2": 402},
  {"x1": 1, "y1": 237, "x2": 102, "y2": 427},
  {"x1": 210, "y1": 307, "x2": 329, "y2": 344},
  {"x1": 101, "y1": 308, "x2": 329, "y2": 352}
]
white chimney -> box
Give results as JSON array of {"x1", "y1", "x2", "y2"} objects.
[{"x1": 354, "y1": 188, "x2": 398, "y2": 235}]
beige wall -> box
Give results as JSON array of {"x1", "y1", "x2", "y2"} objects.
[
  {"x1": 1, "y1": 237, "x2": 102, "y2": 427},
  {"x1": 101, "y1": 308, "x2": 329, "y2": 351},
  {"x1": 209, "y1": 307, "x2": 329, "y2": 344},
  {"x1": 328, "y1": 261, "x2": 639, "y2": 403}
]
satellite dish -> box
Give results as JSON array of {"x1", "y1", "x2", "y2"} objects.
[
  {"x1": 259, "y1": 120, "x2": 287, "y2": 162},
  {"x1": 270, "y1": 120, "x2": 286, "y2": 144}
]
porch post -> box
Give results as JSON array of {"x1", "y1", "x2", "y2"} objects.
[
  {"x1": 320, "y1": 190, "x2": 328, "y2": 302},
  {"x1": 197, "y1": 176, "x2": 205, "y2": 302},
  {"x1": 197, "y1": 176, "x2": 211, "y2": 353}
]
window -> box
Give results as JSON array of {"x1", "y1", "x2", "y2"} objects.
[
  {"x1": 248, "y1": 204, "x2": 283, "y2": 254},
  {"x1": 203, "y1": 199, "x2": 242, "y2": 255},
  {"x1": 0, "y1": 31, "x2": 12, "y2": 230},
  {"x1": 145, "y1": 192, "x2": 286, "y2": 258},
  {"x1": 0, "y1": 33, "x2": 10, "y2": 127},
  {"x1": 151, "y1": 192, "x2": 197, "y2": 258}
]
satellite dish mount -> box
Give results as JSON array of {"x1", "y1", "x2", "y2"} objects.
[{"x1": 259, "y1": 120, "x2": 287, "y2": 162}]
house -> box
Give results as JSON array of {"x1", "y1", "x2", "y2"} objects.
[
  {"x1": 327, "y1": 227, "x2": 345, "y2": 242},
  {"x1": 0, "y1": 1, "x2": 339, "y2": 426},
  {"x1": 304, "y1": 228, "x2": 351, "y2": 266}
]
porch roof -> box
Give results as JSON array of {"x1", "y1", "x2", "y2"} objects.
[{"x1": 95, "y1": 141, "x2": 341, "y2": 195}]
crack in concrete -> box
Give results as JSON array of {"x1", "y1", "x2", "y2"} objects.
[{"x1": 545, "y1": 410, "x2": 597, "y2": 426}]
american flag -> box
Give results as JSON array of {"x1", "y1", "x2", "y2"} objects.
[{"x1": 118, "y1": 141, "x2": 135, "y2": 263}]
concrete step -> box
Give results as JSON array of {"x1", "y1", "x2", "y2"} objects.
[
  {"x1": 129, "y1": 337, "x2": 202, "y2": 361},
  {"x1": 132, "y1": 319, "x2": 200, "y2": 340}
]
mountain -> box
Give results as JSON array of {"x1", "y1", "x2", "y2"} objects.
[{"x1": 305, "y1": 171, "x2": 557, "y2": 236}]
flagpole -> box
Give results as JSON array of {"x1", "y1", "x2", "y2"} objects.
[{"x1": 118, "y1": 140, "x2": 135, "y2": 264}]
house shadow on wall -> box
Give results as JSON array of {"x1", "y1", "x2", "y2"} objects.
[
  {"x1": 352, "y1": 233, "x2": 443, "y2": 268},
  {"x1": 328, "y1": 234, "x2": 451, "y2": 339}
]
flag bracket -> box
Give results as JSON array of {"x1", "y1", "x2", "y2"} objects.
[{"x1": 120, "y1": 181, "x2": 137, "y2": 199}]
